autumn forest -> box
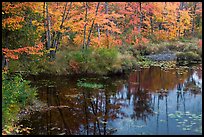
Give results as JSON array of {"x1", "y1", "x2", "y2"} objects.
[{"x1": 2, "y1": 2, "x2": 202, "y2": 135}]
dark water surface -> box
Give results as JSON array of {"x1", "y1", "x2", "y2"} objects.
[{"x1": 19, "y1": 65, "x2": 202, "y2": 135}]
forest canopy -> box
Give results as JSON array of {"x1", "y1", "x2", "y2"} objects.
[{"x1": 2, "y1": 2, "x2": 202, "y2": 62}]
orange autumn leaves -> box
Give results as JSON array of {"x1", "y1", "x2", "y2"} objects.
[
  {"x1": 2, "y1": 16, "x2": 24, "y2": 31},
  {"x1": 2, "y1": 2, "x2": 202, "y2": 60},
  {"x1": 2, "y1": 2, "x2": 44, "y2": 60},
  {"x1": 2, "y1": 43, "x2": 44, "y2": 60},
  {"x1": 2, "y1": 2, "x2": 37, "y2": 31}
]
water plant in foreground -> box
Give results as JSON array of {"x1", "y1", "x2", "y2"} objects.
[
  {"x1": 2, "y1": 72, "x2": 37, "y2": 134},
  {"x1": 77, "y1": 80, "x2": 104, "y2": 89},
  {"x1": 168, "y1": 111, "x2": 202, "y2": 134}
]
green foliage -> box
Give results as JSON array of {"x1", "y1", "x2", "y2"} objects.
[
  {"x1": 118, "y1": 52, "x2": 137, "y2": 71},
  {"x1": 27, "y1": 46, "x2": 138, "y2": 75},
  {"x1": 183, "y1": 43, "x2": 202, "y2": 56},
  {"x1": 146, "y1": 38, "x2": 202, "y2": 56},
  {"x1": 8, "y1": 54, "x2": 49, "y2": 75},
  {"x1": 176, "y1": 51, "x2": 201, "y2": 65},
  {"x1": 136, "y1": 55, "x2": 153, "y2": 68},
  {"x1": 77, "y1": 80, "x2": 104, "y2": 89},
  {"x1": 148, "y1": 34, "x2": 160, "y2": 43},
  {"x1": 2, "y1": 6, "x2": 43, "y2": 49},
  {"x1": 179, "y1": 37, "x2": 192, "y2": 43},
  {"x1": 118, "y1": 45, "x2": 140, "y2": 57},
  {"x1": 2, "y1": 73, "x2": 37, "y2": 128},
  {"x1": 145, "y1": 43, "x2": 168, "y2": 55},
  {"x1": 54, "y1": 47, "x2": 121, "y2": 75},
  {"x1": 7, "y1": 37, "x2": 202, "y2": 76}
]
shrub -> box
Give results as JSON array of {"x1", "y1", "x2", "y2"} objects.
[
  {"x1": 49, "y1": 47, "x2": 121, "y2": 75},
  {"x1": 2, "y1": 73, "x2": 37, "y2": 128},
  {"x1": 8, "y1": 54, "x2": 50, "y2": 75},
  {"x1": 176, "y1": 51, "x2": 201, "y2": 65},
  {"x1": 183, "y1": 44, "x2": 198, "y2": 52},
  {"x1": 86, "y1": 47, "x2": 119, "y2": 74}
]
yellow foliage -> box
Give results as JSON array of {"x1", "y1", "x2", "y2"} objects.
[
  {"x1": 155, "y1": 30, "x2": 168, "y2": 41},
  {"x1": 73, "y1": 35, "x2": 84, "y2": 46}
]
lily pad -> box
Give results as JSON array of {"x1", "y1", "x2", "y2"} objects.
[
  {"x1": 185, "y1": 128, "x2": 191, "y2": 131},
  {"x1": 177, "y1": 125, "x2": 181, "y2": 127},
  {"x1": 58, "y1": 132, "x2": 66, "y2": 135},
  {"x1": 168, "y1": 114, "x2": 176, "y2": 118},
  {"x1": 182, "y1": 128, "x2": 187, "y2": 131},
  {"x1": 184, "y1": 119, "x2": 188, "y2": 122},
  {"x1": 160, "y1": 119, "x2": 166, "y2": 122},
  {"x1": 178, "y1": 121, "x2": 184, "y2": 124}
]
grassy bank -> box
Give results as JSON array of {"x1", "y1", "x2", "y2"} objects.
[{"x1": 8, "y1": 38, "x2": 202, "y2": 76}]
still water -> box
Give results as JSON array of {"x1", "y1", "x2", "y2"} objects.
[{"x1": 19, "y1": 65, "x2": 202, "y2": 135}]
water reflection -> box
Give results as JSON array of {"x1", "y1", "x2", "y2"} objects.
[{"x1": 19, "y1": 66, "x2": 202, "y2": 135}]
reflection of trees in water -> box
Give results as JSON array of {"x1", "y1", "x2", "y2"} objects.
[
  {"x1": 176, "y1": 83, "x2": 186, "y2": 112},
  {"x1": 42, "y1": 85, "x2": 122, "y2": 135},
  {"x1": 128, "y1": 66, "x2": 191, "y2": 92},
  {"x1": 131, "y1": 89, "x2": 154, "y2": 122},
  {"x1": 196, "y1": 65, "x2": 202, "y2": 80},
  {"x1": 25, "y1": 74, "x2": 128, "y2": 135},
  {"x1": 174, "y1": 69, "x2": 202, "y2": 115},
  {"x1": 23, "y1": 66, "x2": 202, "y2": 135},
  {"x1": 112, "y1": 70, "x2": 155, "y2": 122},
  {"x1": 128, "y1": 70, "x2": 155, "y2": 122},
  {"x1": 183, "y1": 71, "x2": 202, "y2": 95},
  {"x1": 45, "y1": 86, "x2": 73, "y2": 135}
]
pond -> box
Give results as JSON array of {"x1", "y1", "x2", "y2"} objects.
[{"x1": 18, "y1": 65, "x2": 202, "y2": 135}]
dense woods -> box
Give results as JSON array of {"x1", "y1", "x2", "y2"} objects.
[
  {"x1": 2, "y1": 2, "x2": 202, "y2": 135},
  {"x1": 2, "y1": 2, "x2": 202, "y2": 69}
]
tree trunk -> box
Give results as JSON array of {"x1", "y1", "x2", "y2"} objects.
[
  {"x1": 86, "y1": 2, "x2": 100, "y2": 49},
  {"x1": 2, "y1": 31, "x2": 9, "y2": 70},
  {"x1": 105, "y1": 2, "x2": 108, "y2": 37},
  {"x1": 191, "y1": 2, "x2": 197, "y2": 37},
  {"x1": 64, "y1": 2, "x2": 72, "y2": 22},
  {"x1": 2, "y1": 53, "x2": 6, "y2": 70},
  {"x1": 55, "y1": 2, "x2": 68, "y2": 46},
  {"x1": 150, "y1": 16, "x2": 153, "y2": 35},
  {"x1": 43, "y1": 2, "x2": 47, "y2": 46},
  {"x1": 105, "y1": 2, "x2": 109, "y2": 48},
  {"x1": 177, "y1": 6, "x2": 180, "y2": 38},
  {"x1": 179, "y1": 2, "x2": 184, "y2": 10},
  {"x1": 83, "y1": 2, "x2": 88, "y2": 50},
  {"x1": 97, "y1": 24, "x2": 100, "y2": 41},
  {"x1": 60, "y1": 2, "x2": 68, "y2": 30},
  {"x1": 50, "y1": 31, "x2": 57, "y2": 61},
  {"x1": 45, "y1": 2, "x2": 51, "y2": 51},
  {"x1": 45, "y1": 2, "x2": 54, "y2": 61},
  {"x1": 138, "y1": 2, "x2": 142, "y2": 33},
  {"x1": 51, "y1": 2, "x2": 72, "y2": 61},
  {"x1": 55, "y1": 2, "x2": 72, "y2": 52}
]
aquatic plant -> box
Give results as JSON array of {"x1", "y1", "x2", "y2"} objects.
[
  {"x1": 168, "y1": 111, "x2": 202, "y2": 134},
  {"x1": 77, "y1": 80, "x2": 104, "y2": 89}
]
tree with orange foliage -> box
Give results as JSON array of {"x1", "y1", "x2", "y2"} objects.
[
  {"x1": 2, "y1": 2, "x2": 202, "y2": 71},
  {"x1": 2, "y1": 2, "x2": 44, "y2": 70}
]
